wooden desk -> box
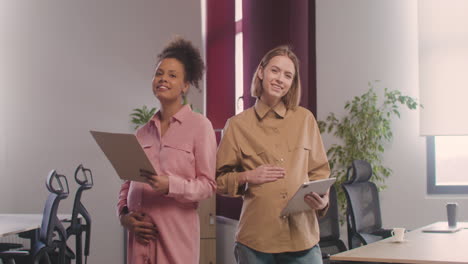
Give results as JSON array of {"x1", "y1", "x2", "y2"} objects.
[
  {"x1": 0, "y1": 214, "x2": 72, "y2": 238},
  {"x1": 331, "y1": 222, "x2": 468, "y2": 264}
]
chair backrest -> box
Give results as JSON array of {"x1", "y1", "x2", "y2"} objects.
[
  {"x1": 319, "y1": 185, "x2": 347, "y2": 259},
  {"x1": 67, "y1": 164, "x2": 93, "y2": 259},
  {"x1": 342, "y1": 160, "x2": 383, "y2": 233},
  {"x1": 319, "y1": 185, "x2": 340, "y2": 241},
  {"x1": 70, "y1": 165, "x2": 93, "y2": 229},
  {"x1": 39, "y1": 170, "x2": 69, "y2": 247}
]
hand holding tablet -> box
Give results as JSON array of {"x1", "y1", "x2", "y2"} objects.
[
  {"x1": 280, "y1": 178, "x2": 336, "y2": 217},
  {"x1": 90, "y1": 130, "x2": 157, "y2": 182}
]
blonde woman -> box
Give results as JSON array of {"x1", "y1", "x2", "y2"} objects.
[{"x1": 216, "y1": 46, "x2": 330, "y2": 264}]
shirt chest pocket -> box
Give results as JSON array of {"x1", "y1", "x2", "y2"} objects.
[
  {"x1": 161, "y1": 142, "x2": 195, "y2": 172},
  {"x1": 288, "y1": 144, "x2": 312, "y2": 152},
  {"x1": 287, "y1": 135, "x2": 312, "y2": 152},
  {"x1": 239, "y1": 143, "x2": 271, "y2": 169},
  {"x1": 288, "y1": 141, "x2": 313, "y2": 167}
]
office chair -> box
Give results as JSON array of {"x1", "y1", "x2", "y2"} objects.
[
  {"x1": 342, "y1": 160, "x2": 392, "y2": 249},
  {"x1": 65, "y1": 164, "x2": 93, "y2": 264},
  {"x1": 318, "y1": 185, "x2": 347, "y2": 264},
  {"x1": 33, "y1": 170, "x2": 72, "y2": 264},
  {"x1": 3, "y1": 170, "x2": 71, "y2": 264}
]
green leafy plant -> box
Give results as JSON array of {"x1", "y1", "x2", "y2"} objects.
[
  {"x1": 317, "y1": 81, "x2": 421, "y2": 218},
  {"x1": 183, "y1": 96, "x2": 202, "y2": 113},
  {"x1": 130, "y1": 105, "x2": 157, "y2": 130},
  {"x1": 130, "y1": 100, "x2": 200, "y2": 130}
]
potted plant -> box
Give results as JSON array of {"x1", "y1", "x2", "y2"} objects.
[
  {"x1": 129, "y1": 98, "x2": 200, "y2": 130},
  {"x1": 317, "y1": 81, "x2": 421, "y2": 217},
  {"x1": 130, "y1": 105, "x2": 157, "y2": 130}
]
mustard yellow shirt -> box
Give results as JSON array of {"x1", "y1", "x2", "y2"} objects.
[{"x1": 216, "y1": 99, "x2": 330, "y2": 253}]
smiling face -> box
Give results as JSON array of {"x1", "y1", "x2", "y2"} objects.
[
  {"x1": 152, "y1": 58, "x2": 189, "y2": 104},
  {"x1": 257, "y1": 55, "x2": 295, "y2": 106}
]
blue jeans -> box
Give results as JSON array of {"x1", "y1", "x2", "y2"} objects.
[{"x1": 234, "y1": 242, "x2": 323, "y2": 264}]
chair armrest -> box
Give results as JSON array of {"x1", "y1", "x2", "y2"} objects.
[
  {"x1": 0, "y1": 243, "x2": 24, "y2": 251},
  {"x1": 0, "y1": 250, "x2": 29, "y2": 259}
]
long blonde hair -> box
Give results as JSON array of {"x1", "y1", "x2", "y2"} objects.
[{"x1": 250, "y1": 45, "x2": 301, "y2": 110}]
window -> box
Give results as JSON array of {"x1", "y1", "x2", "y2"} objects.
[
  {"x1": 234, "y1": 0, "x2": 243, "y2": 114},
  {"x1": 427, "y1": 136, "x2": 468, "y2": 194},
  {"x1": 419, "y1": 1, "x2": 468, "y2": 194}
]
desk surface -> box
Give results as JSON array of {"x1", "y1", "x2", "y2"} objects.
[
  {"x1": 0, "y1": 214, "x2": 71, "y2": 238},
  {"x1": 331, "y1": 222, "x2": 468, "y2": 264}
]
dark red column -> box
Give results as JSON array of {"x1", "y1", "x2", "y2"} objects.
[
  {"x1": 206, "y1": 0, "x2": 235, "y2": 130},
  {"x1": 242, "y1": 0, "x2": 316, "y2": 115}
]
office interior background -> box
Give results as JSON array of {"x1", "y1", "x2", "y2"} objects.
[{"x1": 1, "y1": 0, "x2": 467, "y2": 263}]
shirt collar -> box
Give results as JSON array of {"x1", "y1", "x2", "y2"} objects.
[
  {"x1": 254, "y1": 99, "x2": 286, "y2": 119},
  {"x1": 150, "y1": 104, "x2": 192, "y2": 124},
  {"x1": 172, "y1": 104, "x2": 192, "y2": 123}
]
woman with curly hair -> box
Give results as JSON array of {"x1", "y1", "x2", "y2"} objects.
[{"x1": 117, "y1": 37, "x2": 216, "y2": 264}]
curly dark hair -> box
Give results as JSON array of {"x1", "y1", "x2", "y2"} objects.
[{"x1": 157, "y1": 37, "x2": 205, "y2": 91}]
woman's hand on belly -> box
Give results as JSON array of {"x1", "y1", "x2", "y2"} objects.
[
  {"x1": 120, "y1": 212, "x2": 158, "y2": 245},
  {"x1": 243, "y1": 164, "x2": 285, "y2": 185}
]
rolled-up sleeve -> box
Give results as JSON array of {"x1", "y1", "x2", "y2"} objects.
[
  {"x1": 306, "y1": 114, "x2": 331, "y2": 217},
  {"x1": 216, "y1": 119, "x2": 244, "y2": 197},
  {"x1": 307, "y1": 114, "x2": 330, "y2": 181}
]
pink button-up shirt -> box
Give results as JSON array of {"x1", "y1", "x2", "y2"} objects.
[{"x1": 117, "y1": 105, "x2": 216, "y2": 264}]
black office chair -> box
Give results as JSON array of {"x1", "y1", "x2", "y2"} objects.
[
  {"x1": 65, "y1": 164, "x2": 93, "y2": 264},
  {"x1": 33, "y1": 170, "x2": 73, "y2": 264},
  {"x1": 319, "y1": 185, "x2": 347, "y2": 264},
  {"x1": 2, "y1": 170, "x2": 71, "y2": 264},
  {"x1": 342, "y1": 160, "x2": 392, "y2": 249}
]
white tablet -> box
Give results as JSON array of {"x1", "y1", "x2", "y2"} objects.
[
  {"x1": 422, "y1": 225, "x2": 462, "y2": 233},
  {"x1": 280, "y1": 178, "x2": 336, "y2": 217}
]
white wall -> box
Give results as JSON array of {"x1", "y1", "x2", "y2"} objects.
[
  {"x1": 0, "y1": 0, "x2": 203, "y2": 263},
  {"x1": 316, "y1": 0, "x2": 468, "y2": 232}
]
